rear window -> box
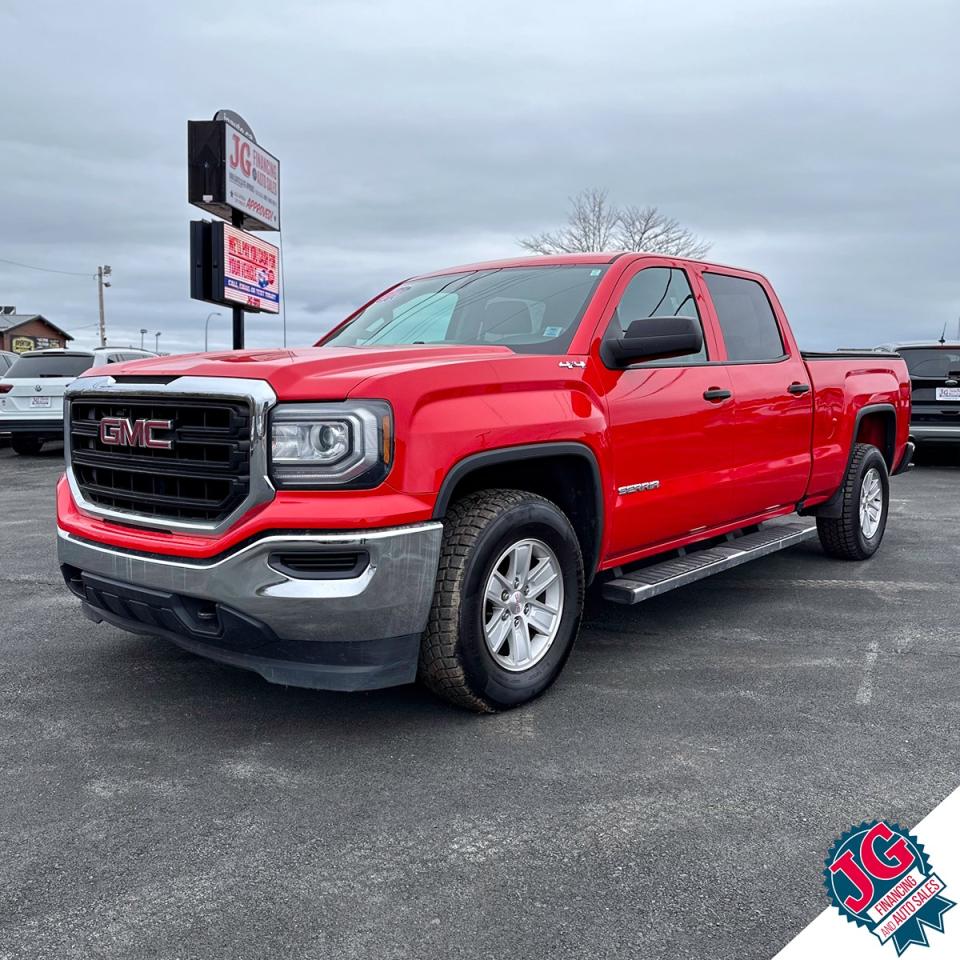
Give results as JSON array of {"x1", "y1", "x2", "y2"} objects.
[
  {"x1": 899, "y1": 348, "x2": 960, "y2": 379},
  {"x1": 6, "y1": 355, "x2": 94, "y2": 378},
  {"x1": 704, "y1": 272, "x2": 785, "y2": 362}
]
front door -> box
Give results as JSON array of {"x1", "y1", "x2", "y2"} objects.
[{"x1": 590, "y1": 263, "x2": 737, "y2": 561}]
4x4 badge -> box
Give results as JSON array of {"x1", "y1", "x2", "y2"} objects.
[{"x1": 558, "y1": 360, "x2": 586, "y2": 369}]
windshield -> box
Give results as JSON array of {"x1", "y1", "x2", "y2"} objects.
[
  {"x1": 899, "y1": 348, "x2": 960, "y2": 379},
  {"x1": 6, "y1": 355, "x2": 94, "y2": 378},
  {"x1": 323, "y1": 265, "x2": 607, "y2": 354}
]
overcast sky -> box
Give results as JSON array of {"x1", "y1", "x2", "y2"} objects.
[{"x1": 1, "y1": 0, "x2": 957, "y2": 354}]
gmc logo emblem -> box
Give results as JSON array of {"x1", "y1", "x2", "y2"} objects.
[{"x1": 99, "y1": 417, "x2": 173, "y2": 450}]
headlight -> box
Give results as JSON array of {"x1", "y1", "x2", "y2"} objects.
[{"x1": 269, "y1": 401, "x2": 393, "y2": 488}]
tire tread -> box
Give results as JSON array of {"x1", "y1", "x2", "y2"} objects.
[{"x1": 418, "y1": 489, "x2": 569, "y2": 712}]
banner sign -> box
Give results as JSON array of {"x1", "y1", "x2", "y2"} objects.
[{"x1": 10, "y1": 335, "x2": 63, "y2": 353}]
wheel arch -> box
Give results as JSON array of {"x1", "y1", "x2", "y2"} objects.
[
  {"x1": 432, "y1": 442, "x2": 604, "y2": 581},
  {"x1": 802, "y1": 403, "x2": 896, "y2": 519}
]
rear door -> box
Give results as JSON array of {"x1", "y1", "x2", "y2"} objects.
[
  {"x1": 696, "y1": 268, "x2": 813, "y2": 520},
  {"x1": 590, "y1": 261, "x2": 737, "y2": 558}
]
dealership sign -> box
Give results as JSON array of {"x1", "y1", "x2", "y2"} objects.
[
  {"x1": 188, "y1": 113, "x2": 280, "y2": 232},
  {"x1": 190, "y1": 221, "x2": 280, "y2": 315},
  {"x1": 220, "y1": 224, "x2": 279, "y2": 313},
  {"x1": 224, "y1": 126, "x2": 280, "y2": 231}
]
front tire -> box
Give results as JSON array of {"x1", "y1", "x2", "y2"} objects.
[
  {"x1": 817, "y1": 443, "x2": 889, "y2": 560},
  {"x1": 419, "y1": 489, "x2": 585, "y2": 712},
  {"x1": 12, "y1": 436, "x2": 44, "y2": 456}
]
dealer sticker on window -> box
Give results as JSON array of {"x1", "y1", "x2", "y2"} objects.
[
  {"x1": 824, "y1": 820, "x2": 954, "y2": 953},
  {"x1": 936, "y1": 387, "x2": 960, "y2": 401}
]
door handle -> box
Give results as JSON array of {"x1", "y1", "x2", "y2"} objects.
[
  {"x1": 703, "y1": 387, "x2": 732, "y2": 402},
  {"x1": 788, "y1": 382, "x2": 811, "y2": 395}
]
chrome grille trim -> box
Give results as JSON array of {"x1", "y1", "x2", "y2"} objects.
[{"x1": 64, "y1": 375, "x2": 277, "y2": 536}]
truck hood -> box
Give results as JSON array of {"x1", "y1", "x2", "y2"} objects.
[{"x1": 87, "y1": 344, "x2": 516, "y2": 399}]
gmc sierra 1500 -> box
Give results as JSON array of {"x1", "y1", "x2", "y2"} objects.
[{"x1": 56, "y1": 254, "x2": 913, "y2": 711}]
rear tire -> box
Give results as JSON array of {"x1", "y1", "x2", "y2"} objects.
[
  {"x1": 817, "y1": 443, "x2": 889, "y2": 560},
  {"x1": 12, "y1": 436, "x2": 43, "y2": 456},
  {"x1": 419, "y1": 489, "x2": 585, "y2": 712}
]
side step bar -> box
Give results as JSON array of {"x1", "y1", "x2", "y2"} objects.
[{"x1": 602, "y1": 522, "x2": 818, "y2": 605}]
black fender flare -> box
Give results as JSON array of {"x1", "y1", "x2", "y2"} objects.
[
  {"x1": 800, "y1": 402, "x2": 897, "y2": 518},
  {"x1": 432, "y1": 441, "x2": 605, "y2": 577}
]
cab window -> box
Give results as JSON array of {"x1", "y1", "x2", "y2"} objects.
[{"x1": 604, "y1": 267, "x2": 707, "y2": 364}]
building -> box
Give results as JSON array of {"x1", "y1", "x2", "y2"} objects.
[{"x1": 0, "y1": 306, "x2": 74, "y2": 353}]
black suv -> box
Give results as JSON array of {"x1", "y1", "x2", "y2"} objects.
[{"x1": 876, "y1": 342, "x2": 960, "y2": 446}]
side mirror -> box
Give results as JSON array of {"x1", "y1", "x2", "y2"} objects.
[{"x1": 601, "y1": 315, "x2": 703, "y2": 368}]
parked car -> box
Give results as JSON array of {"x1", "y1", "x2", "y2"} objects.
[
  {"x1": 875, "y1": 341, "x2": 960, "y2": 447},
  {"x1": 0, "y1": 347, "x2": 157, "y2": 455},
  {"x1": 56, "y1": 254, "x2": 912, "y2": 710}
]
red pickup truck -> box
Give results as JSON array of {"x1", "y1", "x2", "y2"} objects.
[{"x1": 56, "y1": 254, "x2": 912, "y2": 711}]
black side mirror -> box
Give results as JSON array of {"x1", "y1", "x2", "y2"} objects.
[{"x1": 601, "y1": 315, "x2": 704, "y2": 368}]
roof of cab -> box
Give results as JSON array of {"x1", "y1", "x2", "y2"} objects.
[{"x1": 411, "y1": 251, "x2": 761, "y2": 280}]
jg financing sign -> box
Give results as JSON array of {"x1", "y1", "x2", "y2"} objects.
[{"x1": 188, "y1": 110, "x2": 280, "y2": 231}]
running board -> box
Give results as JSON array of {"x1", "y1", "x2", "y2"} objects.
[{"x1": 602, "y1": 522, "x2": 818, "y2": 605}]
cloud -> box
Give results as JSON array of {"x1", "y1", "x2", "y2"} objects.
[{"x1": 1, "y1": 0, "x2": 957, "y2": 355}]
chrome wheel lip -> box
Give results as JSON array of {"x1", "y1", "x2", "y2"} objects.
[
  {"x1": 859, "y1": 467, "x2": 884, "y2": 539},
  {"x1": 482, "y1": 537, "x2": 564, "y2": 673}
]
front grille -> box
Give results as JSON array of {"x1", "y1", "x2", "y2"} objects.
[{"x1": 69, "y1": 396, "x2": 252, "y2": 524}]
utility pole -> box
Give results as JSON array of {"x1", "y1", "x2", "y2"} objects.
[{"x1": 96, "y1": 265, "x2": 111, "y2": 347}]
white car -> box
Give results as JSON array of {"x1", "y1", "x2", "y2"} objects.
[{"x1": 0, "y1": 347, "x2": 157, "y2": 455}]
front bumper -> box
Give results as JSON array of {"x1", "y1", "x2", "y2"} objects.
[
  {"x1": 0, "y1": 417, "x2": 64, "y2": 436},
  {"x1": 57, "y1": 522, "x2": 443, "y2": 691}
]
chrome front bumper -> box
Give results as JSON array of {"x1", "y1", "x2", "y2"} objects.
[{"x1": 57, "y1": 523, "x2": 443, "y2": 690}]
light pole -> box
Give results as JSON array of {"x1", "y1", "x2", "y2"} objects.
[
  {"x1": 96, "y1": 265, "x2": 112, "y2": 347},
  {"x1": 139, "y1": 328, "x2": 148, "y2": 350},
  {"x1": 204, "y1": 312, "x2": 222, "y2": 352},
  {"x1": 154, "y1": 331, "x2": 161, "y2": 353}
]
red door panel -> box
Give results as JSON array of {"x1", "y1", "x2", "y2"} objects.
[
  {"x1": 597, "y1": 365, "x2": 736, "y2": 558},
  {"x1": 724, "y1": 360, "x2": 813, "y2": 519}
]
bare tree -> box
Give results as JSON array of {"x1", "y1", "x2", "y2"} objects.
[
  {"x1": 615, "y1": 204, "x2": 711, "y2": 259},
  {"x1": 518, "y1": 188, "x2": 620, "y2": 254},
  {"x1": 520, "y1": 188, "x2": 710, "y2": 259}
]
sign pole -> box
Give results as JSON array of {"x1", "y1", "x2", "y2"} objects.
[{"x1": 230, "y1": 208, "x2": 245, "y2": 349}]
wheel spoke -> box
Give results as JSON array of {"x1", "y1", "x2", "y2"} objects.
[
  {"x1": 485, "y1": 615, "x2": 511, "y2": 655},
  {"x1": 527, "y1": 605, "x2": 555, "y2": 635},
  {"x1": 485, "y1": 577, "x2": 507, "y2": 606},
  {"x1": 509, "y1": 542, "x2": 533, "y2": 584},
  {"x1": 511, "y1": 618, "x2": 532, "y2": 665},
  {"x1": 526, "y1": 558, "x2": 558, "y2": 596}
]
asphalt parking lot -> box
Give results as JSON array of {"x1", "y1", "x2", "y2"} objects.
[{"x1": 1, "y1": 445, "x2": 959, "y2": 960}]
